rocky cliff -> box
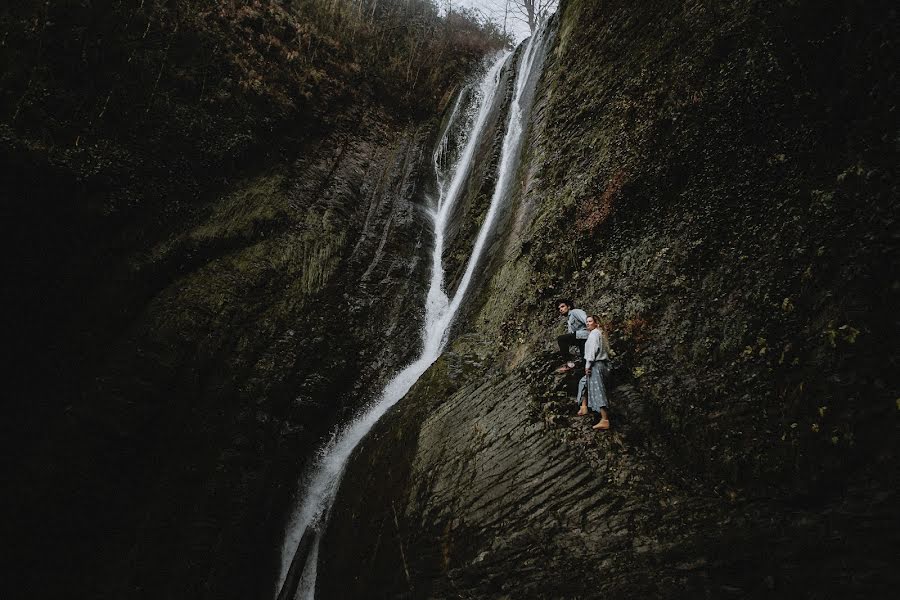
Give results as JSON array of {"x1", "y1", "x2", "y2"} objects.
[
  {"x1": 2, "y1": 1, "x2": 505, "y2": 598},
  {"x1": 4, "y1": 0, "x2": 896, "y2": 598},
  {"x1": 320, "y1": 1, "x2": 898, "y2": 598}
]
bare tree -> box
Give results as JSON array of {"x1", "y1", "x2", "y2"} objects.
[{"x1": 506, "y1": 0, "x2": 557, "y2": 33}]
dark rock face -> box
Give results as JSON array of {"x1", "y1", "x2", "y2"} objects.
[
  {"x1": 84, "y1": 115, "x2": 436, "y2": 599},
  {"x1": 2, "y1": 2, "x2": 506, "y2": 598},
  {"x1": 10, "y1": 107, "x2": 437, "y2": 600},
  {"x1": 321, "y1": 1, "x2": 898, "y2": 598}
]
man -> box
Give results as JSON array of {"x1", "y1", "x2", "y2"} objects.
[{"x1": 555, "y1": 299, "x2": 588, "y2": 373}]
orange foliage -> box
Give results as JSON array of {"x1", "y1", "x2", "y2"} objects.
[
  {"x1": 577, "y1": 169, "x2": 626, "y2": 233},
  {"x1": 620, "y1": 315, "x2": 650, "y2": 352}
]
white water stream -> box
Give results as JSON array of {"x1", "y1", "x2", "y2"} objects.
[{"x1": 276, "y1": 21, "x2": 553, "y2": 600}]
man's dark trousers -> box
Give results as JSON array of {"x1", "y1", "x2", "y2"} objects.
[{"x1": 557, "y1": 333, "x2": 586, "y2": 361}]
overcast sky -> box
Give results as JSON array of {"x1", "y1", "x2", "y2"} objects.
[{"x1": 453, "y1": 0, "x2": 535, "y2": 43}]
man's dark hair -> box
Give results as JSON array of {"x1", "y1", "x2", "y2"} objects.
[{"x1": 557, "y1": 298, "x2": 574, "y2": 309}]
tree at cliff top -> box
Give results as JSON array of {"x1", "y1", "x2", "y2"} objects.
[
  {"x1": 507, "y1": 0, "x2": 559, "y2": 33},
  {"x1": 1, "y1": 0, "x2": 509, "y2": 150}
]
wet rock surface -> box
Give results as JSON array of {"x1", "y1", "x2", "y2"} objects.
[{"x1": 325, "y1": 352, "x2": 894, "y2": 598}]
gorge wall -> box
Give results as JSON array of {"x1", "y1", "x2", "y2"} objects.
[
  {"x1": 320, "y1": 0, "x2": 898, "y2": 598},
  {"x1": 2, "y1": 2, "x2": 505, "y2": 598},
  {"x1": 4, "y1": 0, "x2": 896, "y2": 598}
]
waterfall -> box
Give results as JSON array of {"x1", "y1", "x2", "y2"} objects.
[{"x1": 276, "y1": 20, "x2": 553, "y2": 600}]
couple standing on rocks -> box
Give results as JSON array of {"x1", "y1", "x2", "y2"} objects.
[{"x1": 555, "y1": 299, "x2": 611, "y2": 430}]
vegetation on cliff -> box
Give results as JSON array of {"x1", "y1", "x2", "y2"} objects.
[{"x1": 521, "y1": 0, "x2": 897, "y2": 498}]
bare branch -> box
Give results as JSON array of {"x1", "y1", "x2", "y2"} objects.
[{"x1": 505, "y1": 0, "x2": 558, "y2": 32}]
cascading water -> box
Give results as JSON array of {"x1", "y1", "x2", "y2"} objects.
[{"x1": 276, "y1": 20, "x2": 553, "y2": 600}]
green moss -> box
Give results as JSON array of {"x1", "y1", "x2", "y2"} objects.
[
  {"x1": 190, "y1": 174, "x2": 287, "y2": 242},
  {"x1": 290, "y1": 204, "x2": 345, "y2": 296}
]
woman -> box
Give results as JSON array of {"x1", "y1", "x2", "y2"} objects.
[{"x1": 576, "y1": 315, "x2": 611, "y2": 430}]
